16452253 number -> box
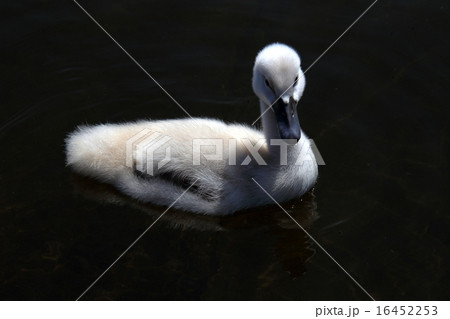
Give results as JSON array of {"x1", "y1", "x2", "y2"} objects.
[{"x1": 376, "y1": 306, "x2": 438, "y2": 316}]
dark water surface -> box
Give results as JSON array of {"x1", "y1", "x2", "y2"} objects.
[{"x1": 1, "y1": 0, "x2": 449, "y2": 300}]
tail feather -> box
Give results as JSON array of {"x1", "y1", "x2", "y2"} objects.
[{"x1": 65, "y1": 124, "x2": 129, "y2": 182}]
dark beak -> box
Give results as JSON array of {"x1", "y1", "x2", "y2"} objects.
[{"x1": 275, "y1": 97, "x2": 301, "y2": 142}]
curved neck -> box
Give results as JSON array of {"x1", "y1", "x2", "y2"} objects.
[
  {"x1": 259, "y1": 100, "x2": 281, "y2": 141},
  {"x1": 259, "y1": 100, "x2": 303, "y2": 163}
]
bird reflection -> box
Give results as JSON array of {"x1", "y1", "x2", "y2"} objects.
[{"x1": 71, "y1": 174, "x2": 319, "y2": 280}]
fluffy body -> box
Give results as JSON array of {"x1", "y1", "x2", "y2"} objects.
[{"x1": 66, "y1": 43, "x2": 318, "y2": 215}]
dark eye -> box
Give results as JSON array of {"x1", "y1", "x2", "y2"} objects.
[
  {"x1": 264, "y1": 78, "x2": 276, "y2": 94},
  {"x1": 294, "y1": 75, "x2": 298, "y2": 83}
]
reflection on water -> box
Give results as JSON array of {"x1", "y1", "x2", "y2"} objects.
[{"x1": 72, "y1": 174, "x2": 318, "y2": 280}]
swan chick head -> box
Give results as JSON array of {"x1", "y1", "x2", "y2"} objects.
[
  {"x1": 252, "y1": 43, "x2": 305, "y2": 107},
  {"x1": 252, "y1": 43, "x2": 305, "y2": 141}
]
